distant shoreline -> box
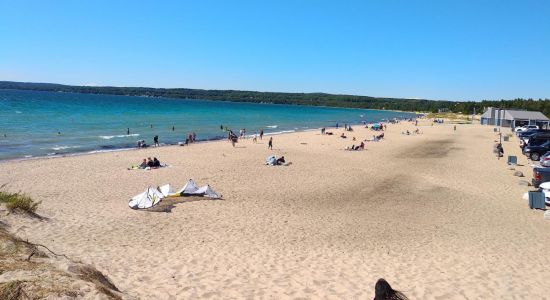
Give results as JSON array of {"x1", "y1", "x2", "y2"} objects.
[
  {"x1": 0, "y1": 80, "x2": 450, "y2": 113},
  {"x1": 0, "y1": 87, "x2": 420, "y2": 115}
]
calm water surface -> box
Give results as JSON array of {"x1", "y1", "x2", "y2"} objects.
[{"x1": 0, "y1": 89, "x2": 415, "y2": 160}]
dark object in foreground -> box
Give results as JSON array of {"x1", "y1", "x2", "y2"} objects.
[{"x1": 374, "y1": 278, "x2": 408, "y2": 300}]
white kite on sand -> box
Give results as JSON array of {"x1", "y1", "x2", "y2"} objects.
[{"x1": 129, "y1": 179, "x2": 221, "y2": 209}]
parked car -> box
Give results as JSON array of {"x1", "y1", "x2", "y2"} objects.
[
  {"x1": 540, "y1": 151, "x2": 550, "y2": 167},
  {"x1": 532, "y1": 167, "x2": 550, "y2": 188},
  {"x1": 523, "y1": 140, "x2": 550, "y2": 161},
  {"x1": 519, "y1": 130, "x2": 540, "y2": 148},
  {"x1": 521, "y1": 131, "x2": 550, "y2": 149},
  {"x1": 517, "y1": 129, "x2": 540, "y2": 138},
  {"x1": 515, "y1": 125, "x2": 539, "y2": 132}
]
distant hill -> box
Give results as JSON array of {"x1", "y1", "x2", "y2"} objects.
[{"x1": 1, "y1": 81, "x2": 549, "y2": 115}]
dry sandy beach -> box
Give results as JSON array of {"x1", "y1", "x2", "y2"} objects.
[{"x1": 1, "y1": 121, "x2": 550, "y2": 299}]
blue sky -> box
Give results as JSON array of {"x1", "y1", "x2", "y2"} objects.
[{"x1": 0, "y1": 0, "x2": 548, "y2": 100}]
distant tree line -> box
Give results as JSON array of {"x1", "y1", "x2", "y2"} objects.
[{"x1": 1, "y1": 81, "x2": 549, "y2": 116}]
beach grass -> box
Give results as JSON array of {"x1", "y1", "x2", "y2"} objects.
[
  {"x1": 426, "y1": 112, "x2": 477, "y2": 123},
  {"x1": 0, "y1": 185, "x2": 40, "y2": 214}
]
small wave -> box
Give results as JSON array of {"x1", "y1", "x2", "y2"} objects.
[
  {"x1": 15, "y1": 110, "x2": 22, "y2": 114},
  {"x1": 266, "y1": 125, "x2": 278, "y2": 129},
  {"x1": 51, "y1": 145, "x2": 81, "y2": 151},
  {"x1": 99, "y1": 133, "x2": 140, "y2": 140},
  {"x1": 86, "y1": 148, "x2": 133, "y2": 155},
  {"x1": 265, "y1": 130, "x2": 295, "y2": 136}
]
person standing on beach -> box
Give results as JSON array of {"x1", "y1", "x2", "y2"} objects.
[
  {"x1": 454, "y1": 125, "x2": 456, "y2": 131},
  {"x1": 153, "y1": 135, "x2": 159, "y2": 147},
  {"x1": 260, "y1": 129, "x2": 264, "y2": 140},
  {"x1": 192, "y1": 132, "x2": 196, "y2": 142},
  {"x1": 336, "y1": 123, "x2": 339, "y2": 129},
  {"x1": 127, "y1": 128, "x2": 130, "y2": 135},
  {"x1": 268, "y1": 137, "x2": 273, "y2": 150}
]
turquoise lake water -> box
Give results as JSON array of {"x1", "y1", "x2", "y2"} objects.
[{"x1": 0, "y1": 89, "x2": 415, "y2": 160}]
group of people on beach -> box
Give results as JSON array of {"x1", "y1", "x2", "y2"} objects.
[
  {"x1": 322, "y1": 122, "x2": 390, "y2": 150},
  {"x1": 346, "y1": 141, "x2": 365, "y2": 151},
  {"x1": 132, "y1": 157, "x2": 162, "y2": 169},
  {"x1": 402, "y1": 128, "x2": 421, "y2": 135},
  {"x1": 224, "y1": 126, "x2": 269, "y2": 148}
]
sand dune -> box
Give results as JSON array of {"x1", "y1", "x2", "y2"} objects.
[{"x1": 1, "y1": 121, "x2": 549, "y2": 299}]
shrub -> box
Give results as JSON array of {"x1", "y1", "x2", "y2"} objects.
[{"x1": 0, "y1": 187, "x2": 40, "y2": 214}]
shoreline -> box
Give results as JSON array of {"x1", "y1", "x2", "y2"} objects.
[
  {"x1": 0, "y1": 127, "x2": 308, "y2": 164},
  {"x1": 0, "y1": 121, "x2": 402, "y2": 163}
]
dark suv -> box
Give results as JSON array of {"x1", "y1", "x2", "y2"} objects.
[
  {"x1": 522, "y1": 132, "x2": 550, "y2": 149},
  {"x1": 524, "y1": 140, "x2": 550, "y2": 161}
]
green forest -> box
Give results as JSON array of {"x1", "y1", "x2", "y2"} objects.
[{"x1": 1, "y1": 81, "x2": 549, "y2": 116}]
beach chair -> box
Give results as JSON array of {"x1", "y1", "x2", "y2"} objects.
[
  {"x1": 507, "y1": 155, "x2": 517, "y2": 165},
  {"x1": 528, "y1": 191, "x2": 546, "y2": 209}
]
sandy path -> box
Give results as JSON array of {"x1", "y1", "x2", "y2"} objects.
[{"x1": 1, "y1": 121, "x2": 549, "y2": 299}]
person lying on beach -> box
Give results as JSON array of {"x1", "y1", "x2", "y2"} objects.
[
  {"x1": 276, "y1": 156, "x2": 285, "y2": 165},
  {"x1": 325, "y1": 131, "x2": 333, "y2": 135},
  {"x1": 340, "y1": 133, "x2": 347, "y2": 138},
  {"x1": 346, "y1": 142, "x2": 365, "y2": 151}
]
